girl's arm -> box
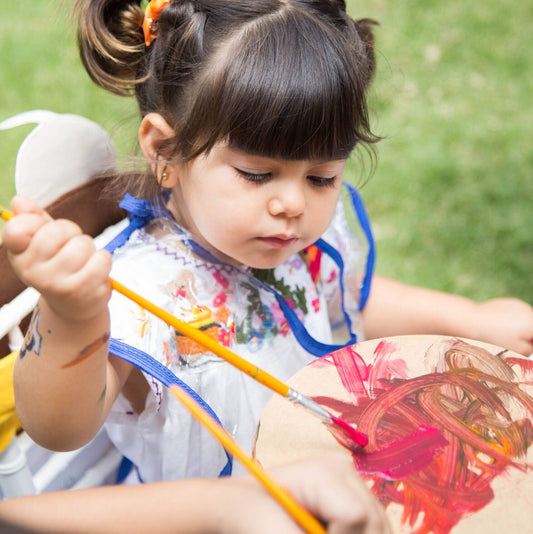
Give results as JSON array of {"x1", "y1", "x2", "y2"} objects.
[
  {"x1": 362, "y1": 275, "x2": 533, "y2": 356},
  {"x1": 3, "y1": 196, "x2": 132, "y2": 450},
  {"x1": 0, "y1": 454, "x2": 390, "y2": 534}
]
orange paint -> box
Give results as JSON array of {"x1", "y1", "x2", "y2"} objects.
[{"x1": 312, "y1": 340, "x2": 533, "y2": 534}]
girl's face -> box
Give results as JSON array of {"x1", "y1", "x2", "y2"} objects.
[{"x1": 168, "y1": 143, "x2": 345, "y2": 269}]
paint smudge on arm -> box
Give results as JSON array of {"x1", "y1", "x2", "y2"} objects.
[
  {"x1": 61, "y1": 332, "x2": 110, "y2": 369},
  {"x1": 98, "y1": 384, "x2": 107, "y2": 404}
]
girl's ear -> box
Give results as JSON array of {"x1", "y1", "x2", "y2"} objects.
[{"x1": 139, "y1": 113, "x2": 179, "y2": 185}]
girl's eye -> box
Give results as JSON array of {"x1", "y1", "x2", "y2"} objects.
[
  {"x1": 308, "y1": 175, "x2": 336, "y2": 188},
  {"x1": 234, "y1": 168, "x2": 271, "y2": 184}
]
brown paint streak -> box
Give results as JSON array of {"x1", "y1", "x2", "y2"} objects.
[
  {"x1": 62, "y1": 332, "x2": 110, "y2": 369},
  {"x1": 312, "y1": 340, "x2": 533, "y2": 534}
]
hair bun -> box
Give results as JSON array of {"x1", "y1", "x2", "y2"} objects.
[{"x1": 75, "y1": 0, "x2": 146, "y2": 96}]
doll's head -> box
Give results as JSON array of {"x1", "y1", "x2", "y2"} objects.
[{"x1": 76, "y1": 0, "x2": 379, "y2": 165}]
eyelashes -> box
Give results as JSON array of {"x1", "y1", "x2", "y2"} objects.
[
  {"x1": 234, "y1": 168, "x2": 337, "y2": 188},
  {"x1": 307, "y1": 175, "x2": 337, "y2": 188},
  {"x1": 235, "y1": 169, "x2": 271, "y2": 184}
]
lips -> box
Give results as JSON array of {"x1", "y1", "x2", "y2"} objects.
[{"x1": 257, "y1": 235, "x2": 299, "y2": 248}]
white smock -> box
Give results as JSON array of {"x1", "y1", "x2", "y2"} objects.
[{"x1": 105, "y1": 199, "x2": 366, "y2": 481}]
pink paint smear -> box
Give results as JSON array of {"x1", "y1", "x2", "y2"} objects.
[{"x1": 313, "y1": 339, "x2": 533, "y2": 534}]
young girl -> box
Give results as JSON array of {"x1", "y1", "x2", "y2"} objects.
[{"x1": 3, "y1": 0, "x2": 533, "y2": 486}]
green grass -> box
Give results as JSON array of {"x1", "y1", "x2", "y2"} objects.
[
  {"x1": 346, "y1": 0, "x2": 533, "y2": 303},
  {"x1": 0, "y1": 1, "x2": 138, "y2": 204},
  {"x1": 1, "y1": 1, "x2": 531, "y2": 304}
]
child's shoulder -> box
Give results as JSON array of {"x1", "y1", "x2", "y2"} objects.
[{"x1": 111, "y1": 218, "x2": 191, "y2": 262}]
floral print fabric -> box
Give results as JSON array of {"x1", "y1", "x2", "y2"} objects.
[{"x1": 104, "y1": 199, "x2": 365, "y2": 481}]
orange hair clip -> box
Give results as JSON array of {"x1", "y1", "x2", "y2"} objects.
[{"x1": 143, "y1": 0, "x2": 171, "y2": 46}]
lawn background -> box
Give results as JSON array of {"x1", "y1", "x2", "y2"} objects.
[{"x1": 1, "y1": 0, "x2": 531, "y2": 304}]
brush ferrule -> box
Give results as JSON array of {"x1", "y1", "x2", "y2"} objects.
[{"x1": 287, "y1": 388, "x2": 331, "y2": 422}]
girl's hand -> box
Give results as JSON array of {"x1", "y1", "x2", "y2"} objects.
[
  {"x1": 469, "y1": 298, "x2": 533, "y2": 357},
  {"x1": 2, "y1": 195, "x2": 112, "y2": 322},
  {"x1": 219, "y1": 454, "x2": 391, "y2": 534},
  {"x1": 362, "y1": 276, "x2": 533, "y2": 357}
]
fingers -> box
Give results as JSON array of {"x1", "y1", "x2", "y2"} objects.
[
  {"x1": 3, "y1": 196, "x2": 53, "y2": 254},
  {"x1": 314, "y1": 455, "x2": 390, "y2": 534},
  {"x1": 3, "y1": 214, "x2": 50, "y2": 256},
  {"x1": 52, "y1": 249, "x2": 113, "y2": 319},
  {"x1": 37, "y1": 236, "x2": 112, "y2": 298},
  {"x1": 3, "y1": 199, "x2": 113, "y2": 320},
  {"x1": 6, "y1": 218, "x2": 83, "y2": 278},
  {"x1": 509, "y1": 330, "x2": 533, "y2": 357},
  {"x1": 475, "y1": 298, "x2": 533, "y2": 357},
  {"x1": 272, "y1": 454, "x2": 390, "y2": 534},
  {"x1": 10, "y1": 195, "x2": 50, "y2": 218},
  {"x1": 518, "y1": 338, "x2": 533, "y2": 359},
  {"x1": 33, "y1": 229, "x2": 95, "y2": 288},
  {"x1": 68, "y1": 248, "x2": 113, "y2": 288}
]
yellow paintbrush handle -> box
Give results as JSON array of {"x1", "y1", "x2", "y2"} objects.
[
  {"x1": 0, "y1": 206, "x2": 14, "y2": 221},
  {"x1": 170, "y1": 385, "x2": 327, "y2": 534},
  {"x1": 1, "y1": 205, "x2": 289, "y2": 396},
  {"x1": 109, "y1": 278, "x2": 290, "y2": 397}
]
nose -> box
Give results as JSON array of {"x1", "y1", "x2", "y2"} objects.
[{"x1": 267, "y1": 182, "x2": 306, "y2": 218}]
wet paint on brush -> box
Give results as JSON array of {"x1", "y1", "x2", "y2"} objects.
[
  {"x1": 312, "y1": 339, "x2": 533, "y2": 534},
  {"x1": 324, "y1": 414, "x2": 369, "y2": 449}
]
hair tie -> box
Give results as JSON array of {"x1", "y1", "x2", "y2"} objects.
[{"x1": 143, "y1": 0, "x2": 171, "y2": 47}]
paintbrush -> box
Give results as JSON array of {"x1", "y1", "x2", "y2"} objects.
[
  {"x1": 110, "y1": 278, "x2": 367, "y2": 450},
  {"x1": 169, "y1": 384, "x2": 327, "y2": 534},
  {"x1": 1, "y1": 205, "x2": 367, "y2": 451}
]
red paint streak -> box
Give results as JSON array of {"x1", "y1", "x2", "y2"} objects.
[
  {"x1": 353, "y1": 425, "x2": 448, "y2": 480},
  {"x1": 505, "y1": 356, "x2": 533, "y2": 375},
  {"x1": 331, "y1": 346, "x2": 369, "y2": 400},
  {"x1": 312, "y1": 340, "x2": 533, "y2": 534}
]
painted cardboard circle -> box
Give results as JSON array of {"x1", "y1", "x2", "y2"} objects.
[{"x1": 254, "y1": 335, "x2": 533, "y2": 534}]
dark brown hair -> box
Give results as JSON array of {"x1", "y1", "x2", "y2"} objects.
[{"x1": 75, "y1": 0, "x2": 379, "y2": 188}]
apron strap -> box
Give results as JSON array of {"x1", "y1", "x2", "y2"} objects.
[
  {"x1": 109, "y1": 338, "x2": 233, "y2": 477},
  {"x1": 105, "y1": 183, "x2": 375, "y2": 360},
  {"x1": 104, "y1": 193, "x2": 170, "y2": 253},
  {"x1": 343, "y1": 181, "x2": 375, "y2": 310}
]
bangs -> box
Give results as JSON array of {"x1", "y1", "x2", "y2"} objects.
[{"x1": 179, "y1": 11, "x2": 375, "y2": 161}]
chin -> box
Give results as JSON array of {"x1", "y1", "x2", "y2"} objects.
[
  {"x1": 218, "y1": 242, "x2": 306, "y2": 270},
  {"x1": 248, "y1": 260, "x2": 285, "y2": 270},
  {"x1": 244, "y1": 252, "x2": 296, "y2": 270}
]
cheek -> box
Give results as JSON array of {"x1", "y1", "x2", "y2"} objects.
[
  {"x1": 192, "y1": 193, "x2": 255, "y2": 239},
  {"x1": 310, "y1": 192, "x2": 339, "y2": 230}
]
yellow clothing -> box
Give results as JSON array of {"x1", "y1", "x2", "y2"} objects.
[{"x1": 0, "y1": 353, "x2": 20, "y2": 453}]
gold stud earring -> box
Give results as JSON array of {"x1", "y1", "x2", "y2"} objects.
[{"x1": 158, "y1": 165, "x2": 169, "y2": 185}]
